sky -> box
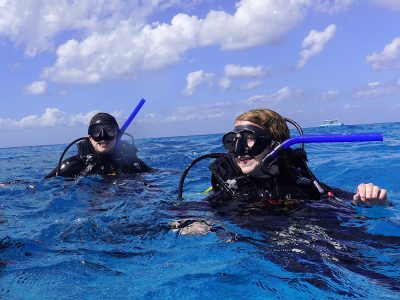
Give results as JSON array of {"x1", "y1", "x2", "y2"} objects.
[{"x1": 1, "y1": 0, "x2": 400, "y2": 148}]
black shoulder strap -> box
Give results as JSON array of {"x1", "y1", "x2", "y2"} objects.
[
  {"x1": 209, "y1": 154, "x2": 254, "y2": 198},
  {"x1": 209, "y1": 155, "x2": 240, "y2": 186},
  {"x1": 77, "y1": 139, "x2": 93, "y2": 158},
  {"x1": 76, "y1": 139, "x2": 100, "y2": 176},
  {"x1": 284, "y1": 148, "x2": 326, "y2": 194}
]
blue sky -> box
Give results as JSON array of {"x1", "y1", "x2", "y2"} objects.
[{"x1": 1, "y1": 0, "x2": 400, "y2": 148}]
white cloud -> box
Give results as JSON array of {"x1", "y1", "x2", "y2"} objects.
[
  {"x1": 200, "y1": 0, "x2": 309, "y2": 50},
  {"x1": 68, "y1": 110, "x2": 99, "y2": 126},
  {"x1": 44, "y1": 13, "x2": 202, "y2": 84},
  {"x1": 37, "y1": 0, "x2": 311, "y2": 84},
  {"x1": 219, "y1": 64, "x2": 267, "y2": 91},
  {"x1": 136, "y1": 113, "x2": 160, "y2": 124},
  {"x1": 224, "y1": 64, "x2": 266, "y2": 78},
  {"x1": 240, "y1": 94, "x2": 268, "y2": 104},
  {"x1": 270, "y1": 86, "x2": 299, "y2": 100},
  {"x1": 0, "y1": 108, "x2": 101, "y2": 130},
  {"x1": 342, "y1": 103, "x2": 359, "y2": 111},
  {"x1": 240, "y1": 87, "x2": 303, "y2": 104},
  {"x1": 313, "y1": 0, "x2": 356, "y2": 14},
  {"x1": 165, "y1": 103, "x2": 229, "y2": 123},
  {"x1": 372, "y1": 0, "x2": 400, "y2": 10},
  {"x1": 270, "y1": 87, "x2": 291, "y2": 100},
  {"x1": 58, "y1": 90, "x2": 67, "y2": 96},
  {"x1": 240, "y1": 80, "x2": 261, "y2": 90},
  {"x1": 366, "y1": 37, "x2": 400, "y2": 70},
  {"x1": 23, "y1": 81, "x2": 47, "y2": 95},
  {"x1": 320, "y1": 89, "x2": 339, "y2": 100},
  {"x1": 219, "y1": 77, "x2": 232, "y2": 90},
  {"x1": 12, "y1": 108, "x2": 65, "y2": 128},
  {"x1": 0, "y1": 0, "x2": 184, "y2": 57},
  {"x1": 353, "y1": 81, "x2": 395, "y2": 98},
  {"x1": 182, "y1": 70, "x2": 214, "y2": 96},
  {"x1": 343, "y1": 103, "x2": 352, "y2": 110},
  {"x1": 368, "y1": 81, "x2": 380, "y2": 87},
  {"x1": 297, "y1": 24, "x2": 337, "y2": 68}
]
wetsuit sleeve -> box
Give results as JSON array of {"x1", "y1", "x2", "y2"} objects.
[
  {"x1": 45, "y1": 155, "x2": 86, "y2": 178},
  {"x1": 135, "y1": 157, "x2": 152, "y2": 172},
  {"x1": 320, "y1": 182, "x2": 354, "y2": 200}
]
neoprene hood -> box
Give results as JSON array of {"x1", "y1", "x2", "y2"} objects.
[{"x1": 89, "y1": 113, "x2": 119, "y2": 128}]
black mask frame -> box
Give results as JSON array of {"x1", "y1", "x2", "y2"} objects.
[
  {"x1": 222, "y1": 124, "x2": 273, "y2": 157},
  {"x1": 88, "y1": 123, "x2": 119, "y2": 142}
]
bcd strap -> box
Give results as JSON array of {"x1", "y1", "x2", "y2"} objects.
[{"x1": 77, "y1": 139, "x2": 92, "y2": 159}]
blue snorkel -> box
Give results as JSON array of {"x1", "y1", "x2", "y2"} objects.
[
  {"x1": 260, "y1": 131, "x2": 383, "y2": 193},
  {"x1": 115, "y1": 98, "x2": 146, "y2": 151},
  {"x1": 120, "y1": 98, "x2": 146, "y2": 134},
  {"x1": 261, "y1": 133, "x2": 383, "y2": 168}
]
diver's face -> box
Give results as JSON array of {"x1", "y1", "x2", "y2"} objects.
[
  {"x1": 89, "y1": 136, "x2": 116, "y2": 154},
  {"x1": 233, "y1": 120, "x2": 269, "y2": 176}
]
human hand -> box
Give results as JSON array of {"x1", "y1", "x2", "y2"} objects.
[{"x1": 353, "y1": 183, "x2": 388, "y2": 206}]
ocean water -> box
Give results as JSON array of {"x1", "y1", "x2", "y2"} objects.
[{"x1": 1, "y1": 122, "x2": 399, "y2": 299}]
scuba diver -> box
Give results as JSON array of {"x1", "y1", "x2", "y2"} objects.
[
  {"x1": 210, "y1": 109, "x2": 387, "y2": 207},
  {"x1": 178, "y1": 108, "x2": 387, "y2": 210},
  {"x1": 46, "y1": 112, "x2": 150, "y2": 178},
  {"x1": 173, "y1": 109, "x2": 398, "y2": 293}
]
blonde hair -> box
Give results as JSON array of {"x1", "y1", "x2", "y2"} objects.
[{"x1": 236, "y1": 109, "x2": 289, "y2": 142}]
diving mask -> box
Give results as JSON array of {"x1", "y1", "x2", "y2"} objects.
[
  {"x1": 88, "y1": 123, "x2": 119, "y2": 142},
  {"x1": 222, "y1": 125, "x2": 272, "y2": 157}
]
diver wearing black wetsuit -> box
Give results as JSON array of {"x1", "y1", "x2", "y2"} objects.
[
  {"x1": 202, "y1": 110, "x2": 353, "y2": 212},
  {"x1": 208, "y1": 150, "x2": 352, "y2": 210},
  {"x1": 46, "y1": 113, "x2": 150, "y2": 178}
]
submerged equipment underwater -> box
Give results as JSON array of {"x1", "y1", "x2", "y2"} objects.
[
  {"x1": 177, "y1": 118, "x2": 383, "y2": 200},
  {"x1": 55, "y1": 99, "x2": 146, "y2": 176}
]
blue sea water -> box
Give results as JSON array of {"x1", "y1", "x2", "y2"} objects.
[{"x1": 1, "y1": 122, "x2": 400, "y2": 299}]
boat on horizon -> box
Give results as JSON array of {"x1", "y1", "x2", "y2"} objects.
[{"x1": 320, "y1": 119, "x2": 344, "y2": 127}]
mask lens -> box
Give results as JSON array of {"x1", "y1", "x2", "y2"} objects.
[
  {"x1": 223, "y1": 125, "x2": 272, "y2": 157},
  {"x1": 88, "y1": 125, "x2": 101, "y2": 137},
  {"x1": 102, "y1": 124, "x2": 118, "y2": 137},
  {"x1": 243, "y1": 131, "x2": 256, "y2": 148},
  {"x1": 89, "y1": 124, "x2": 118, "y2": 138},
  {"x1": 222, "y1": 132, "x2": 237, "y2": 152}
]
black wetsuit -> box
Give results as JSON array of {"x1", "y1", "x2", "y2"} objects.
[
  {"x1": 46, "y1": 139, "x2": 150, "y2": 178},
  {"x1": 207, "y1": 149, "x2": 352, "y2": 212}
]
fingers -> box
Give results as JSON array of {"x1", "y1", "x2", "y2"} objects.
[
  {"x1": 353, "y1": 183, "x2": 388, "y2": 206},
  {"x1": 379, "y1": 188, "x2": 387, "y2": 200},
  {"x1": 356, "y1": 183, "x2": 369, "y2": 202}
]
